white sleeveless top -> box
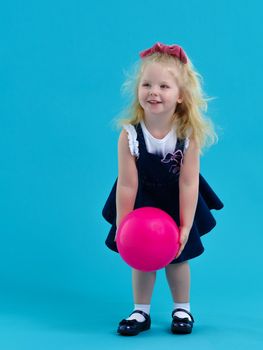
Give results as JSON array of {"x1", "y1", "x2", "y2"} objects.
[{"x1": 123, "y1": 120, "x2": 190, "y2": 158}]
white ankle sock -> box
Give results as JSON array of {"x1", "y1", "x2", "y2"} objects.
[
  {"x1": 126, "y1": 304, "x2": 151, "y2": 322},
  {"x1": 173, "y1": 302, "x2": 191, "y2": 320}
]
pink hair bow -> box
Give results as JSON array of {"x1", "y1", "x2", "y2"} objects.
[{"x1": 139, "y1": 42, "x2": 187, "y2": 64}]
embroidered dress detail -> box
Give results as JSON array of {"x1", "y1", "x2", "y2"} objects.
[
  {"x1": 123, "y1": 124, "x2": 139, "y2": 158},
  {"x1": 161, "y1": 149, "x2": 184, "y2": 175}
]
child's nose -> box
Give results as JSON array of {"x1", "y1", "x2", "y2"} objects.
[{"x1": 149, "y1": 87, "x2": 159, "y2": 95}]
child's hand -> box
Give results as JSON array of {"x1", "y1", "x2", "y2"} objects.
[{"x1": 175, "y1": 226, "x2": 190, "y2": 259}]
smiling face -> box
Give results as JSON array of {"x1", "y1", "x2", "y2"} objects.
[{"x1": 138, "y1": 62, "x2": 182, "y2": 121}]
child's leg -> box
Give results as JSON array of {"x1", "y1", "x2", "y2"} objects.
[
  {"x1": 165, "y1": 261, "x2": 192, "y2": 320},
  {"x1": 165, "y1": 261, "x2": 194, "y2": 334},
  {"x1": 126, "y1": 268, "x2": 156, "y2": 321},
  {"x1": 132, "y1": 268, "x2": 156, "y2": 304},
  {"x1": 165, "y1": 261, "x2": 190, "y2": 302}
]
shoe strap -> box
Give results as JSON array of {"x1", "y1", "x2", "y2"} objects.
[
  {"x1": 129, "y1": 309, "x2": 149, "y2": 320},
  {"x1": 172, "y1": 308, "x2": 194, "y2": 322}
]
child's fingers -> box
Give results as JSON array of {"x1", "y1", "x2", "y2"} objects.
[{"x1": 175, "y1": 243, "x2": 185, "y2": 259}]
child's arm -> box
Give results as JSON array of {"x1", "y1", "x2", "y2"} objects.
[
  {"x1": 176, "y1": 137, "x2": 200, "y2": 257},
  {"x1": 115, "y1": 130, "x2": 138, "y2": 238}
]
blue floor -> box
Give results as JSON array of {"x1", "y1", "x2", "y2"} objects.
[{"x1": 0, "y1": 290, "x2": 262, "y2": 350}]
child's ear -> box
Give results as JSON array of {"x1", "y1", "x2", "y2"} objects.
[{"x1": 177, "y1": 97, "x2": 183, "y2": 103}]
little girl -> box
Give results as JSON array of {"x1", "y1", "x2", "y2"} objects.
[{"x1": 102, "y1": 42, "x2": 224, "y2": 336}]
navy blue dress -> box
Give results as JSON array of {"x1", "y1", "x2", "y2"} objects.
[{"x1": 102, "y1": 122, "x2": 224, "y2": 264}]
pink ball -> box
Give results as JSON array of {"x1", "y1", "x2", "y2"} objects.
[{"x1": 116, "y1": 207, "x2": 180, "y2": 272}]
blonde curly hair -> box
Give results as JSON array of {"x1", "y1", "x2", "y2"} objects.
[{"x1": 112, "y1": 51, "x2": 219, "y2": 153}]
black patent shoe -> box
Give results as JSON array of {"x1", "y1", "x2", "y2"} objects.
[
  {"x1": 171, "y1": 308, "x2": 194, "y2": 334},
  {"x1": 117, "y1": 310, "x2": 151, "y2": 336}
]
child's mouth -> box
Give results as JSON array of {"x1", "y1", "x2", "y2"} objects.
[{"x1": 148, "y1": 101, "x2": 161, "y2": 104}]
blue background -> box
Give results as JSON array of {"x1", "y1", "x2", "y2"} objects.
[{"x1": 0, "y1": 0, "x2": 262, "y2": 349}]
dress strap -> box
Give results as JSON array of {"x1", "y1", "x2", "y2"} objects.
[
  {"x1": 174, "y1": 137, "x2": 186, "y2": 153},
  {"x1": 135, "y1": 123, "x2": 147, "y2": 153}
]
